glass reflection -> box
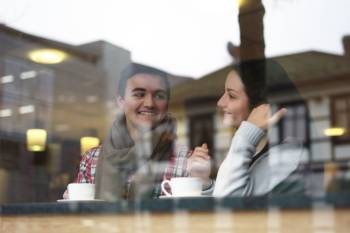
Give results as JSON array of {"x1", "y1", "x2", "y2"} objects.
[{"x1": 0, "y1": 0, "x2": 349, "y2": 205}]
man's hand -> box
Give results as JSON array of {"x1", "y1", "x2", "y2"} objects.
[
  {"x1": 187, "y1": 143, "x2": 211, "y2": 187},
  {"x1": 247, "y1": 104, "x2": 287, "y2": 130}
]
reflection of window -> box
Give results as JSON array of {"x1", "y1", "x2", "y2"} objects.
[
  {"x1": 189, "y1": 113, "x2": 214, "y2": 154},
  {"x1": 189, "y1": 113, "x2": 216, "y2": 178},
  {"x1": 332, "y1": 95, "x2": 350, "y2": 143},
  {"x1": 0, "y1": 138, "x2": 20, "y2": 169},
  {"x1": 278, "y1": 102, "x2": 309, "y2": 146}
]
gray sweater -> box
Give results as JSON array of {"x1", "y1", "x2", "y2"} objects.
[{"x1": 213, "y1": 121, "x2": 304, "y2": 197}]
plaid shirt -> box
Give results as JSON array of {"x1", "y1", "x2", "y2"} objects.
[{"x1": 75, "y1": 144, "x2": 190, "y2": 184}]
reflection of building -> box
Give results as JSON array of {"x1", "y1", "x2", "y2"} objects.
[
  {"x1": 0, "y1": 25, "x2": 189, "y2": 202},
  {"x1": 1, "y1": 23, "x2": 349, "y2": 201},
  {"x1": 0, "y1": 25, "x2": 133, "y2": 202},
  {"x1": 170, "y1": 42, "x2": 350, "y2": 192}
]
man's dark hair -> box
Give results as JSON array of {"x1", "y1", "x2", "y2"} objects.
[{"x1": 118, "y1": 63, "x2": 170, "y2": 99}]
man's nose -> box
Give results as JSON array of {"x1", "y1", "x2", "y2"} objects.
[{"x1": 143, "y1": 94, "x2": 155, "y2": 107}]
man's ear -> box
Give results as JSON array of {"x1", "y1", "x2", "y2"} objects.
[{"x1": 116, "y1": 96, "x2": 125, "y2": 110}]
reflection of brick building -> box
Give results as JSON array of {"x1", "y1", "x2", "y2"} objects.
[{"x1": 170, "y1": 45, "x2": 350, "y2": 193}]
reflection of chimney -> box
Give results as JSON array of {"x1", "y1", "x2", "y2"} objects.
[
  {"x1": 343, "y1": 35, "x2": 350, "y2": 58},
  {"x1": 227, "y1": 41, "x2": 240, "y2": 61}
]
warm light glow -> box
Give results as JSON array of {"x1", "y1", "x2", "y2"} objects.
[
  {"x1": 80, "y1": 137, "x2": 100, "y2": 154},
  {"x1": 28, "y1": 49, "x2": 67, "y2": 64},
  {"x1": 324, "y1": 128, "x2": 345, "y2": 137},
  {"x1": 26, "y1": 129, "x2": 47, "y2": 152},
  {"x1": 238, "y1": 0, "x2": 246, "y2": 8}
]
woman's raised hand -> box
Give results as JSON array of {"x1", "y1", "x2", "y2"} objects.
[{"x1": 247, "y1": 104, "x2": 287, "y2": 130}]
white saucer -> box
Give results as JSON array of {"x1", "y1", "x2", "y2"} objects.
[
  {"x1": 57, "y1": 199, "x2": 104, "y2": 202},
  {"x1": 159, "y1": 195, "x2": 205, "y2": 199}
]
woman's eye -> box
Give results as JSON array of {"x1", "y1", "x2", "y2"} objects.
[{"x1": 228, "y1": 94, "x2": 237, "y2": 99}]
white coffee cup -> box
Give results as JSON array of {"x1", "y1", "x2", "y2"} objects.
[
  {"x1": 161, "y1": 177, "x2": 202, "y2": 197},
  {"x1": 67, "y1": 183, "x2": 95, "y2": 200}
]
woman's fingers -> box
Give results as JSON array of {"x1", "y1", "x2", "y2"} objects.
[
  {"x1": 187, "y1": 145, "x2": 212, "y2": 179},
  {"x1": 191, "y1": 151, "x2": 210, "y2": 160},
  {"x1": 268, "y1": 108, "x2": 287, "y2": 126},
  {"x1": 193, "y1": 148, "x2": 209, "y2": 155},
  {"x1": 248, "y1": 104, "x2": 288, "y2": 129},
  {"x1": 63, "y1": 190, "x2": 69, "y2": 199},
  {"x1": 192, "y1": 145, "x2": 210, "y2": 160}
]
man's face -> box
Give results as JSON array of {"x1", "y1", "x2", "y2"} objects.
[{"x1": 118, "y1": 73, "x2": 169, "y2": 131}]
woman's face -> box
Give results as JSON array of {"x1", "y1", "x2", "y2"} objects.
[{"x1": 217, "y1": 70, "x2": 250, "y2": 128}]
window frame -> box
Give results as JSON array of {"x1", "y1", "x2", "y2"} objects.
[{"x1": 331, "y1": 94, "x2": 350, "y2": 144}]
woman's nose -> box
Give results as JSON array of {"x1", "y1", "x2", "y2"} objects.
[{"x1": 217, "y1": 94, "x2": 226, "y2": 108}]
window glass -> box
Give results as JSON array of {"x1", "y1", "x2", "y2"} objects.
[{"x1": 0, "y1": 1, "x2": 349, "y2": 224}]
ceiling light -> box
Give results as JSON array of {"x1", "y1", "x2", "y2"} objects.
[
  {"x1": 0, "y1": 109, "x2": 12, "y2": 117},
  {"x1": 80, "y1": 136, "x2": 100, "y2": 154},
  {"x1": 238, "y1": 0, "x2": 246, "y2": 8},
  {"x1": 28, "y1": 49, "x2": 67, "y2": 64},
  {"x1": 324, "y1": 127, "x2": 345, "y2": 137},
  {"x1": 26, "y1": 129, "x2": 47, "y2": 152},
  {"x1": 19, "y1": 105, "x2": 35, "y2": 114},
  {"x1": 21, "y1": 70, "x2": 37, "y2": 79},
  {"x1": 1, "y1": 75, "x2": 14, "y2": 84}
]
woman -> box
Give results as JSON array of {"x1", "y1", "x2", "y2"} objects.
[{"x1": 212, "y1": 59, "x2": 306, "y2": 197}]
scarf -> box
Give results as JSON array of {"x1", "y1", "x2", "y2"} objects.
[{"x1": 95, "y1": 114, "x2": 176, "y2": 201}]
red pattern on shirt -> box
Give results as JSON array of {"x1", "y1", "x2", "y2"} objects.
[{"x1": 75, "y1": 145, "x2": 188, "y2": 184}]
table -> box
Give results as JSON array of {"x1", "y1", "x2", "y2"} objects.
[{"x1": 1, "y1": 194, "x2": 350, "y2": 233}]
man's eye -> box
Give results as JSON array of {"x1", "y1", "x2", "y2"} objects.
[
  {"x1": 155, "y1": 92, "x2": 167, "y2": 100},
  {"x1": 133, "y1": 92, "x2": 145, "y2": 98}
]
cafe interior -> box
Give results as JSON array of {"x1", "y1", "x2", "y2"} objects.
[{"x1": 0, "y1": 0, "x2": 350, "y2": 232}]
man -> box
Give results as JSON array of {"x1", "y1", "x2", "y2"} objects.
[{"x1": 64, "y1": 63, "x2": 212, "y2": 200}]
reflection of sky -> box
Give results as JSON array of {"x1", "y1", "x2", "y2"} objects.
[{"x1": 1, "y1": 0, "x2": 350, "y2": 77}]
